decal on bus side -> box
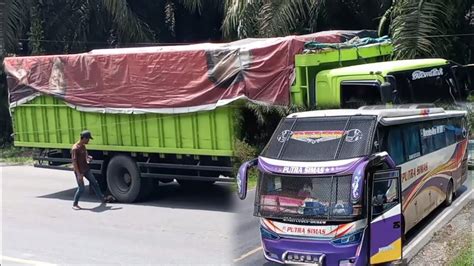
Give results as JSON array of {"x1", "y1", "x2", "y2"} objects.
[{"x1": 276, "y1": 129, "x2": 362, "y2": 144}]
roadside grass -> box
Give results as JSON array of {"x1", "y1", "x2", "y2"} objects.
[
  {"x1": 0, "y1": 146, "x2": 34, "y2": 164},
  {"x1": 450, "y1": 238, "x2": 473, "y2": 265},
  {"x1": 247, "y1": 170, "x2": 258, "y2": 189}
]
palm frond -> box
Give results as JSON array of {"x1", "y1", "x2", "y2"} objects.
[
  {"x1": 178, "y1": 0, "x2": 203, "y2": 14},
  {"x1": 390, "y1": 0, "x2": 453, "y2": 59},
  {"x1": 223, "y1": 0, "x2": 326, "y2": 39},
  {"x1": 258, "y1": 0, "x2": 309, "y2": 37},
  {"x1": 258, "y1": 1, "x2": 279, "y2": 37},
  {"x1": 236, "y1": 2, "x2": 261, "y2": 38},
  {"x1": 102, "y1": 0, "x2": 155, "y2": 42},
  {"x1": 378, "y1": 5, "x2": 392, "y2": 37},
  {"x1": 306, "y1": 0, "x2": 326, "y2": 32},
  {"x1": 165, "y1": 0, "x2": 176, "y2": 38},
  {"x1": 5, "y1": 0, "x2": 30, "y2": 52},
  {"x1": 222, "y1": 0, "x2": 249, "y2": 39}
]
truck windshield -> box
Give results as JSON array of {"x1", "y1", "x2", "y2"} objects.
[
  {"x1": 341, "y1": 82, "x2": 382, "y2": 108},
  {"x1": 390, "y1": 66, "x2": 460, "y2": 103},
  {"x1": 255, "y1": 173, "x2": 360, "y2": 222},
  {"x1": 261, "y1": 116, "x2": 376, "y2": 162}
]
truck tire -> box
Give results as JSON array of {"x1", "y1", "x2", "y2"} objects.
[{"x1": 106, "y1": 155, "x2": 151, "y2": 203}]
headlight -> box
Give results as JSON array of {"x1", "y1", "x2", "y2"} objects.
[
  {"x1": 260, "y1": 226, "x2": 280, "y2": 240},
  {"x1": 331, "y1": 230, "x2": 363, "y2": 246},
  {"x1": 339, "y1": 258, "x2": 356, "y2": 266}
]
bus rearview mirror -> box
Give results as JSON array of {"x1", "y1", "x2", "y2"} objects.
[{"x1": 237, "y1": 158, "x2": 258, "y2": 200}]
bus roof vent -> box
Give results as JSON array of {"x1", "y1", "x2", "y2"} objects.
[{"x1": 359, "y1": 103, "x2": 437, "y2": 110}]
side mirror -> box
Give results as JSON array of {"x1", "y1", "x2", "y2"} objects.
[
  {"x1": 237, "y1": 158, "x2": 258, "y2": 200},
  {"x1": 380, "y1": 82, "x2": 394, "y2": 103}
]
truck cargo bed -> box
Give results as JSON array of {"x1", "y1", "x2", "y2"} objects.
[{"x1": 12, "y1": 96, "x2": 235, "y2": 157}]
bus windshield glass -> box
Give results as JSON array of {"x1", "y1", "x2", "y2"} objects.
[
  {"x1": 261, "y1": 116, "x2": 376, "y2": 162},
  {"x1": 255, "y1": 173, "x2": 359, "y2": 221}
]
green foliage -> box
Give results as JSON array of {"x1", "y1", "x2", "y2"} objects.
[
  {"x1": 449, "y1": 238, "x2": 473, "y2": 266},
  {"x1": 102, "y1": 0, "x2": 155, "y2": 42},
  {"x1": 223, "y1": 0, "x2": 325, "y2": 39},
  {"x1": 233, "y1": 139, "x2": 258, "y2": 165},
  {"x1": 28, "y1": 2, "x2": 45, "y2": 55},
  {"x1": 233, "y1": 139, "x2": 259, "y2": 189},
  {"x1": 467, "y1": 95, "x2": 474, "y2": 136},
  {"x1": 390, "y1": 0, "x2": 452, "y2": 59},
  {"x1": 5, "y1": 0, "x2": 29, "y2": 52},
  {"x1": 0, "y1": 146, "x2": 34, "y2": 164},
  {"x1": 223, "y1": 0, "x2": 390, "y2": 39},
  {"x1": 387, "y1": 0, "x2": 473, "y2": 63}
]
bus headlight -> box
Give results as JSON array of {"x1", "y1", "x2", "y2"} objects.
[
  {"x1": 331, "y1": 230, "x2": 363, "y2": 246},
  {"x1": 339, "y1": 258, "x2": 356, "y2": 266},
  {"x1": 260, "y1": 226, "x2": 280, "y2": 240}
]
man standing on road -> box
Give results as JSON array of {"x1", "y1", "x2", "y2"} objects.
[{"x1": 71, "y1": 130, "x2": 107, "y2": 210}]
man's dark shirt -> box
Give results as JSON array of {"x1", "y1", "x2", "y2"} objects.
[{"x1": 71, "y1": 142, "x2": 89, "y2": 175}]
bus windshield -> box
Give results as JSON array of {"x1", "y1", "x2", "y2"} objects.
[
  {"x1": 255, "y1": 173, "x2": 361, "y2": 222},
  {"x1": 261, "y1": 116, "x2": 376, "y2": 162}
]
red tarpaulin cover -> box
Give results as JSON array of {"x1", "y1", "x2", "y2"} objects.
[{"x1": 4, "y1": 30, "x2": 374, "y2": 114}]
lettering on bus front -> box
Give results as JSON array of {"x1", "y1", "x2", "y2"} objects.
[
  {"x1": 282, "y1": 166, "x2": 337, "y2": 174},
  {"x1": 282, "y1": 226, "x2": 327, "y2": 235},
  {"x1": 402, "y1": 162, "x2": 428, "y2": 182}
]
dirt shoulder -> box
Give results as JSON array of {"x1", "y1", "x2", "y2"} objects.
[{"x1": 409, "y1": 200, "x2": 473, "y2": 265}]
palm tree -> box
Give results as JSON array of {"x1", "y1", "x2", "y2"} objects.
[
  {"x1": 5, "y1": 0, "x2": 157, "y2": 55},
  {"x1": 4, "y1": 0, "x2": 225, "y2": 55},
  {"x1": 222, "y1": 0, "x2": 391, "y2": 39},
  {"x1": 379, "y1": 0, "x2": 473, "y2": 63}
]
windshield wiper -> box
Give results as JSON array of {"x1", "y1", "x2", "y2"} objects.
[
  {"x1": 333, "y1": 116, "x2": 352, "y2": 160},
  {"x1": 276, "y1": 118, "x2": 298, "y2": 159}
]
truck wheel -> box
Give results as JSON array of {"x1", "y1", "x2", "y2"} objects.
[
  {"x1": 177, "y1": 179, "x2": 215, "y2": 188},
  {"x1": 106, "y1": 155, "x2": 151, "y2": 203},
  {"x1": 444, "y1": 180, "x2": 454, "y2": 206}
]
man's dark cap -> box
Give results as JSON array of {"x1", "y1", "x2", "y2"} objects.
[{"x1": 80, "y1": 130, "x2": 93, "y2": 139}]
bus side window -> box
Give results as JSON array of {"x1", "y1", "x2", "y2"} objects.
[
  {"x1": 420, "y1": 121, "x2": 436, "y2": 154},
  {"x1": 402, "y1": 124, "x2": 421, "y2": 160},
  {"x1": 372, "y1": 179, "x2": 400, "y2": 218},
  {"x1": 445, "y1": 118, "x2": 456, "y2": 145},
  {"x1": 433, "y1": 120, "x2": 447, "y2": 150},
  {"x1": 387, "y1": 127, "x2": 405, "y2": 165},
  {"x1": 454, "y1": 117, "x2": 466, "y2": 142}
]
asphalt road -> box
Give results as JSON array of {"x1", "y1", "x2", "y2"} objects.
[
  {"x1": 2, "y1": 165, "x2": 472, "y2": 265},
  {"x1": 232, "y1": 171, "x2": 473, "y2": 266},
  {"x1": 1, "y1": 165, "x2": 235, "y2": 265}
]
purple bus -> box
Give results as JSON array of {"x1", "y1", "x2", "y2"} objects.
[{"x1": 237, "y1": 106, "x2": 468, "y2": 265}]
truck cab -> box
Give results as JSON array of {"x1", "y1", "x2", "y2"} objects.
[{"x1": 293, "y1": 57, "x2": 473, "y2": 109}]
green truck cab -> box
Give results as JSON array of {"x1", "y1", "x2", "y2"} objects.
[{"x1": 293, "y1": 56, "x2": 472, "y2": 109}]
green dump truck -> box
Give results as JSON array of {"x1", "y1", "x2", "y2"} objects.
[{"x1": 5, "y1": 31, "x2": 471, "y2": 202}]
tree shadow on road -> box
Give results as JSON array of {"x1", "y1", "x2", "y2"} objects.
[{"x1": 38, "y1": 182, "x2": 235, "y2": 212}]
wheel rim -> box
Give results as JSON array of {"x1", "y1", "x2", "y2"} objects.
[{"x1": 115, "y1": 168, "x2": 132, "y2": 193}]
